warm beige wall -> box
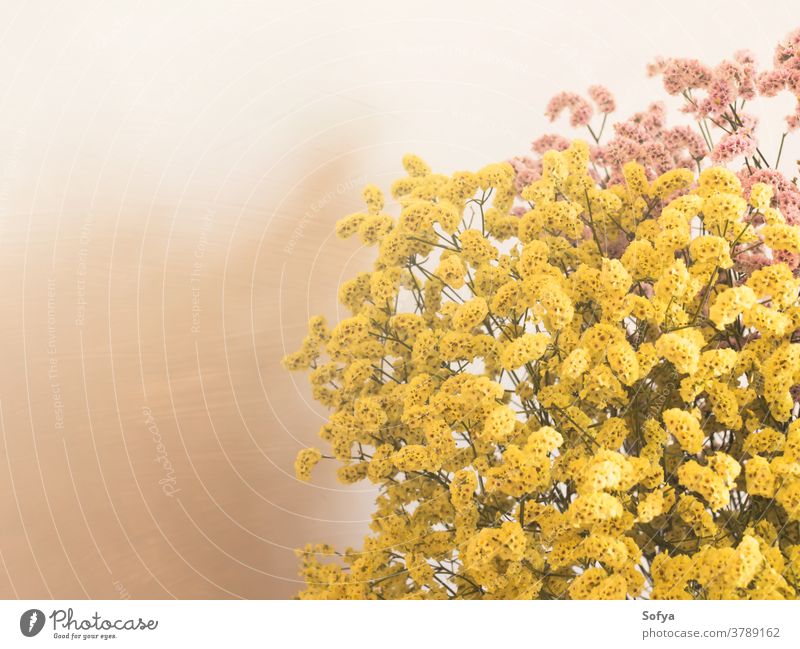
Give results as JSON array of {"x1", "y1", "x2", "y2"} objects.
[{"x1": 0, "y1": 0, "x2": 796, "y2": 598}]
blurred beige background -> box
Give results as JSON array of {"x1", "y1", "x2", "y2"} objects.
[{"x1": 0, "y1": 0, "x2": 797, "y2": 599}]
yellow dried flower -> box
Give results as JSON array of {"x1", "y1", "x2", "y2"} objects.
[
  {"x1": 295, "y1": 448, "x2": 322, "y2": 481},
  {"x1": 285, "y1": 143, "x2": 800, "y2": 600}
]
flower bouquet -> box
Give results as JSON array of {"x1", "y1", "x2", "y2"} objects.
[{"x1": 283, "y1": 29, "x2": 800, "y2": 600}]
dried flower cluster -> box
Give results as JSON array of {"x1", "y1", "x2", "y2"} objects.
[{"x1": 283, "y1": 29, "x2": 800, "y2": 599}]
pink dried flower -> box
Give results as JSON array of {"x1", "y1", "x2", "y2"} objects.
[
  {"x1": 646, "y1": 57, "x2": 668, "y2": 78},
  {"x1": 710, "y1": 132, "x2": 756, "y2": 163},
  {"x1": 509, "y1": 156, "x2": 542, "y2": 193},
  {"x1": 734, "y1": 50, "x2": 758, "y2": 100},
  {"x1": 544, "y1": 92, "x2": 571, "y2": 121},
  {"x1": 613, "y1": 121, "x2": 644, "y2": 142},
  {"x1": 778, "y1": 192, "x2": 800, "y2": 225},
  {"x1": 637, "y1": 102, "x2": 667, "y2": 133},
  {"x1": 787, "y1": 69, "x2": 800, "y2": 95},
  {"x1": 602, "y1": 137, "x2": 641, "y2": 168},
  {"x1": 531, "y1": 134, "x2": 570, "y2": 154},
  {"x1": 661, "y1": 58, "x2": 712, "y2": 95},
  {"x1": 734, "y1": 252, "x2": 770, "y2": 275},
  {"x1": 756, "y1": 69, "x2": 787, "y2": 96},
  {"x1": 545, "y1": 92, "x2": 593, "y2": 128},
  {"x1": 512, "y1": 27, "x2": 800, "y2": 209},
  {"x1": 786, "y1": 102, "x2": 800, "y2": 131},
  {"x1": 643, "y1": 141, "x2": 671, "y2": 173},
  {"x1": 664, "y1": 125, "x2": 707, "y2": 159},
  {"x1": 774, "y1": 28, "x2": 800, "y2": 68},
  {"x1": 741, "y1": 168, "x2": 791, "y2": 193},
  {"x1": 734, "y1": 49, "x2": 757, "y2": 67},
  {"x1": 705, "y1": 76, "x2": 735, "y2": 116},
  {"x1": 738, "y1": 113, "x2": 758, "y2": 136},
  {"x1": 774, "y1": 249, "x2": 800, "y2": 269},
  {"x1": 739, "y1": 168, "x2": 800, "y2": 225},
  {"x1": 589, "y1": 144, "x2": 611, "y2": 167},
  {"x1": 588, "y1": 85, "x2": 616, "y2": 114}
]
